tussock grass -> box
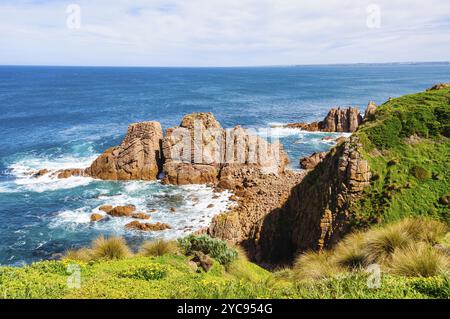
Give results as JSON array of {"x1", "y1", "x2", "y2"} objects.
[
  {"x1": 332, "y1": 232, "x2": 366, "y2": 269},
  {"x1": 65, "y1": 248, "x2": 94, "y2": 262},
  {"x1": 361, "y1": 225, "x2": 413, "y2": 264},
  {"x1": 396, "y1": 218, "x2": 448, "y2": 244},
  {"x1": 90, "y1": 236, "x2": 132, "y2": 260},
  {"x1": 66, "y1": 236, "x2": 132, "y2": 261},
  {"x1": 139, "y1": 240, "x2": 180, "y2": 257},
  {"x1": 389, "y1": 242, "x2": 449, "y2": 277},
  {"x1": 293, "y1": 251, "x2": 344, "y2": 281}
]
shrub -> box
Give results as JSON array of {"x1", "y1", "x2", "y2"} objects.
[
  {"x1": 293, "y1": 251, "x2": 343, "y2": 281},
  {"x1": 389, "y1": 242, "x2": 449, "y2": 277},
  {"x1": 118, "y1": 264, "x2": 167, "y2": 281},
  {"x1": 90, "y1": 236, "x2": 132, "y2": 260},
  {"x1": 178, "y1": 235, "x2": 238, "y2": 265},
  {"x1": 139, "y1": 240, "x2": 180, "y2": 257},
  {"x1": 332, "y1": 232, "x2": 366, "y2": 269},
  {"x1": 361, "y1": 225, "x2": 412, "y2": 264},
  {"x1": 410, "y1": 166, "x2": 431, "y2": 180}
]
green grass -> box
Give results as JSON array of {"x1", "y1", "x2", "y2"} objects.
[
  {"x1": 1, "y1": 253, "x2": 448, "y2": 299},
  {"x1": 353, "y1": 87, "x2": 450, "y2": 226}
]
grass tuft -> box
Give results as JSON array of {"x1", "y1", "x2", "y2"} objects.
[
  {"x1": 389, "y1": 242, "x2": 449, "y2": 277},
  {"x1": 90, "y1": 236, "x2": 132, "y2": 260},
  {"x1": 139, "y1": 240, "x2": 180, "y2": 257},
  {"x1": 293, "y1": 251, "x2": 344, "y2": 281}
]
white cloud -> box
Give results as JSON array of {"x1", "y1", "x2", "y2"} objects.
[{"x1": 0, "y1": 0, "x2": 449, "y2": 66}]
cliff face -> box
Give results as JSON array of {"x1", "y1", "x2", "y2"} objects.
[{"x1": 253, "y1": 136, "x2": 371, "y2": 264}]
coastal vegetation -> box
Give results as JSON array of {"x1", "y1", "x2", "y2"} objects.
[
  {"x1": 0, "y1": 222, "x2": 448, "y2": 299},
  {"x1": 0, "y1": 87, "x2": 449, "y2": 299}
]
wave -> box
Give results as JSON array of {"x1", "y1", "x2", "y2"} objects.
[
  {"x1": 5, "y1": 153, "x2": 98, "y2": 193},
  {"x1": 49, "y1": 183, "x2": 235, "y2": 239}
]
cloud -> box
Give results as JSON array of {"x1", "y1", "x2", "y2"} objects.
[{"x1": 0, "y1": 0, "x2": 449, "y2": 66}]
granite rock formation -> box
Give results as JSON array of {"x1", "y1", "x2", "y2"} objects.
[
  {"x1": 300, "y1": 152, "x2": 327, "y2": 170},
  {"x1": 85, "y1": 122, "x2": 163, "y2": 180},
  {"x1": 162, "y1": 113, "x2": 288, "y2": 185},
  {"x1": 277, "y1": 106, "x2": 364, "y2": 133}
]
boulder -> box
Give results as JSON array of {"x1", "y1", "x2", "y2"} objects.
[
  {"x1": 90, "y1": 213, "x2": 104, "y2": 222},
  {"x1": 191, "y1": 251, "x2": 214, "y2": 272},
  {"x1": 55, "y1": 169, "x2": 86, "y2": 179},
  {"x1": 300, "y1": 152, "x2": 328, "y2": 170},
  {"x1": 98, "y1": 205, "x2": 113, "y2": 213},
  {"x1": 125, "y1": 221, "x2": 171, "y2": 231},
  {"x1": 85, "y1": 121, "x2": 163, "y2": 180},
  {"x1": 107, "y1": 205, "x2": 136, "y2": 217},
  {"x1": 131, "y1": 212, "x2": 151, "y2": 220},
  {"x1": 33, "y1": 169, "x2": 49, "y2": 178}
]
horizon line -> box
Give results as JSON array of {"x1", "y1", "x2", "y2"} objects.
[{"x1": 1, "y1": 61, "x2": 450, "y2": 69}]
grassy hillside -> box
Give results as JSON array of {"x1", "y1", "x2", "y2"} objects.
[
  {"x1": 0, "y1": 241, "x2": 448, "y2": 299},
  {"x1": 353, "y1": 87, "x2": 450, "y2": 226}
]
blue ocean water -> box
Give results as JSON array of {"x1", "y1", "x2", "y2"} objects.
[{"x1": 1, "y1": 63, "x2": 450, "y2": 265}]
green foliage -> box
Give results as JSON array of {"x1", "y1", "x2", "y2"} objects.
[
  {"x1": 178, "y1": 235, "x2": 238, "y2": 265},
  {"x1": 353, "y1": 87, "x2": 450, "y2": 226},
  {"x1": 410, "y1": 166, "x2": 431, "y2": 181},
  {"x1": 410, "y1": 277, "x2": 450, "y2": 298},
  {"x1": 118, "y1": 264, "x2": 167, "y2": 281}
]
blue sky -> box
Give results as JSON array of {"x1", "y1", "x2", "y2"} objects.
[{"x1": 1, "y1": 0, "x2": 450, "y2": 66}]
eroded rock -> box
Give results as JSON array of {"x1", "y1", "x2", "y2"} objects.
[
  {"x1": 300, "y1": 152, "x2": 328, "y2": 170},
  {"x1": 86, "y1": 121, "x2": 163, "y2": 180},
  {"x1": 125, "y1": 221, "x2": 171, "y2": 231}
]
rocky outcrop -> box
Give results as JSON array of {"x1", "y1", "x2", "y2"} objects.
[
  {"x1": 319, "y1": 107, "x2": 363, "y2": 132},
  {"x1": 90, "y1": 213, "x2": 104, "y2": 222},
  {"x1": 253, "y1": 136, "x2": 371, "y2": 264},
  {"x1": 277, "y1": 107, "x2": 363, "y2": 133},
  {"x1": 191, "y1": 251, "x2": 213, "y2": 272},
  {"x1": 364, "y1": 101, "x2": 377, "y2": 120},
  {"x1": 125, "y1": 221, "x2": 171, "y2": 232},
  {"x1": 427, "y1": 83, "x2": 450, "y2": 91},
  {"x1": 162, "y1": 113, "x2": 288, "y2": 185},
  {"x1": 85, "y1": 122, "x2": 163, "y2": 180},
  {"x1": 300, "y1": 152, "x2": 327, "y2": 170},
  {"x1": 208, "y1": 170, "x2": 306, "y2": 250}
]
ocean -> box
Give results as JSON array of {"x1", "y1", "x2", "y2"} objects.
[{"x1": 1, "y1": 63, "x2": 450, "y2": 265}]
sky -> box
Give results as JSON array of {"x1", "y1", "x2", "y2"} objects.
[{"x1": 0, "y1": 0, "x2": 450, "y2": 67}]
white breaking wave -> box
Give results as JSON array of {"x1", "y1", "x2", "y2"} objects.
[
  {"x1": 49, "y1": 183, "x2": 236, "y2": 239},
  {"x1": 6, "y1": 153, "x2": 98, "y2": 193}
]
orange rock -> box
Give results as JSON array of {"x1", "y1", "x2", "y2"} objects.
[
  {"x1": 131, "y1": 212, "x2": 151, "y2": 220},
  {"x1": 125, "y1": 221, "x2": 171, "y2": 231},
  {"x1": 90, "y1": 213, "x2": 104, "y2": 222},
  {"x1": 98, "y1": 205, "x2": 113, "y2": 213},
  {"x1": 107, "y1": 205, "x2": 136, "y2": 217}
]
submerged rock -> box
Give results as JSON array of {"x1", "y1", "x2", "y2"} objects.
[{"x1": 131, "y1": 212, "x2": 151, "y2": 220}]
